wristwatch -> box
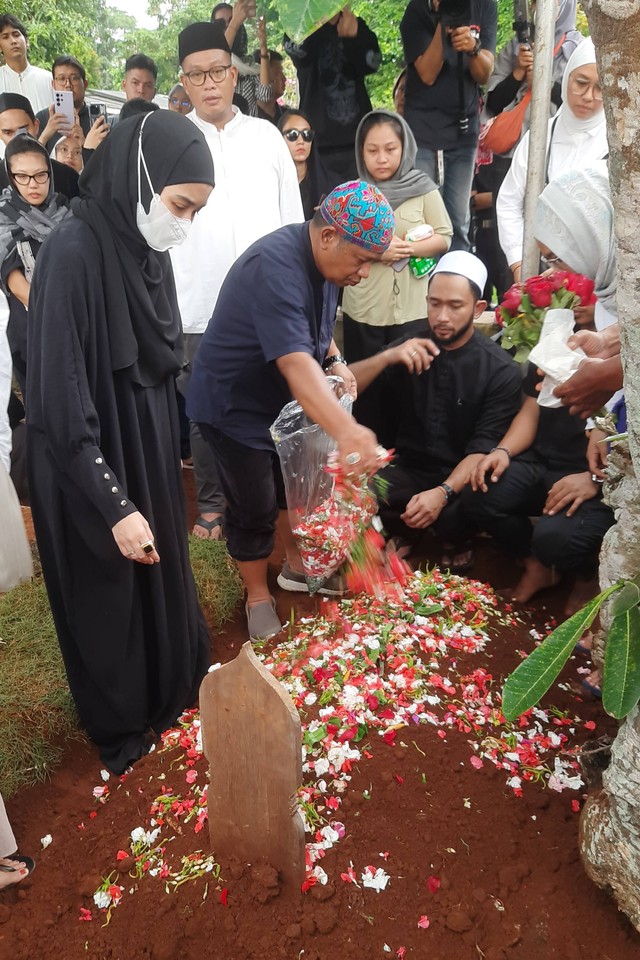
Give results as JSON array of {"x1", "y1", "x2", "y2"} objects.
[
  {"x1": 438, "y1": 482, "x2": 456, "y2": 502},
  {"x1": 468, "y1": 37, "x2": 482, "y2": 56},
  {"x1": 322, "y1": 353, "x2": 347, "y2": 371}
]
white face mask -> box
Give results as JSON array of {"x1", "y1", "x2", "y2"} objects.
[{"x1": 135, "y1": 114, "x2": 192, "y2": 252}]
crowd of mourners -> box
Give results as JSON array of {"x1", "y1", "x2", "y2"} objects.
[{"x1": 0, "y1": 0, "x2": 626, "y2": 880}]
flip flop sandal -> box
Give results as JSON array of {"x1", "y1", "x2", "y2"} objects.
[
  {"x1": 574, "y1": 641, "x2": 593, "y2": 657},
  {"x1": 581, "y1": 679, "x2": 602, "y2": 699},
  {"x1": 1, "y1": 855, "x2": 36, "y2": 876},
  {"x1": 193, "y1": 515, "x2": 224, "y2": 540}
]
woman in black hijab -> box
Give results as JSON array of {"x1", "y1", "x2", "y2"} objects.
[{"x1": 26, "y1": 111, "x2": 215, "y2": 774}]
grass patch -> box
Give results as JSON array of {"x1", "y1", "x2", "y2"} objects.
[
  {"x1": 0, "y1": 537, "x2": 242, "y2": 798},
  {"x1": 189, "y1": 535, "x2": 243, "y2": 626},
  {"x1": 0, "y1": 577, "x2": 79, "y2": 798}
]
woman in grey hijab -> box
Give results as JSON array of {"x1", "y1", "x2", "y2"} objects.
[
  {"x1": 0, "y1": 134, "x2": 70, "y2": 397},
  {"x1": 342, "y1": 109, "x2": 453, "y2": 444}
]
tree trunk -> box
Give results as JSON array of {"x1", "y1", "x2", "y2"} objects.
[{"x1": 578, "y1": 0, "x2": 640, "y2": 929}]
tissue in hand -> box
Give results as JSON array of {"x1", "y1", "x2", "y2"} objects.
[{"x1": 527, "y1": 309, "x2": 586, "y2": 408}]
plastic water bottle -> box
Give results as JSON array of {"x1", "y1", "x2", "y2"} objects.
[{"x1": 406, "y1": 224, "x2": 436, "y2": 278}]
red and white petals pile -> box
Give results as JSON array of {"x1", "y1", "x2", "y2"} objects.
[{"x1": 84, "y1": 569, "x2": 589, "y2": 921}]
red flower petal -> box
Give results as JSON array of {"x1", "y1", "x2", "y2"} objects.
[{"x1": 426, "y1": 875, "x2": 441, "y2": 894}]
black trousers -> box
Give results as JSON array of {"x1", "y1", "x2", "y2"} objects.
[
  {"x1": 199, "y1": 424, "x2": 286, "y2": 563},
  {"x1": 378, "y1": 461, "x2": 470, "y2": 548},
  {"x1": 460, "y1": 459, "x2": 615, "y2": 578}
]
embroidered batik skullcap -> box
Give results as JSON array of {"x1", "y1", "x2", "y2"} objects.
[
  {"x1": 319, "y1": 180, "x2": 394, "y2": 253},
  {"x1": 431, "y1": 250, "x2": 488, "y2": 295}
]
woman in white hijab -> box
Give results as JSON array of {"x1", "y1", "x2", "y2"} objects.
[
  {"x1": 486, "y1": 0, "x2": 584, "y2": 154},
  {"x1": 497, "y1": 38, "x2": 608, "y2": 281},
  {"x1": 534, "y1": 162, "x2": 616, "y2": 320},
  {"x1": 534, "y1": 163, "x2": 623, "y2": 425}
]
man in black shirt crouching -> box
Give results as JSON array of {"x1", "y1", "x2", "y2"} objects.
[{"x1": 349, "y1": 250, "x2": 522, "y2": 572}]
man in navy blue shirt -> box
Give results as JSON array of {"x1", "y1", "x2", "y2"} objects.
[
  {"x1": 400, "y1": 0, "x2": 497, "y2": 251},
  {"x1": 188, "y1": 181, "x2": 405, "y2": 642}
]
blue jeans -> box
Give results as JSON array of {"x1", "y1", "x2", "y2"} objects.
[{"x1": 415, "y1": 144, "x2": 477, "y2": 252}]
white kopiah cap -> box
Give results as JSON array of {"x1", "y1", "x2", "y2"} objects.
[{"x1": 431, "y1": 251, "x2": 488, "y2": 296}]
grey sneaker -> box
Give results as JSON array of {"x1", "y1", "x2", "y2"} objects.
[
  {"x1": 245, "y1": 597, "x2": 284, "y2": 642},
  {"x1": 277, "y1": 563, "x2": 346, "y2": 597}
]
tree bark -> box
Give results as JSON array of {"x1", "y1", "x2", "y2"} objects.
[{"x1": 578, "y1": 0, "x2": 640, "y2": 929}]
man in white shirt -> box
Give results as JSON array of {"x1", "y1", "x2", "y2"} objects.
[
  {"x1": 172, "y1": 20, "x2": 303, "y2": 541},
  {"x1": 0, "y1": 14, "x2": 52, "y2": 113}
]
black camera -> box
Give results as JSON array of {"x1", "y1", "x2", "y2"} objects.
[
  {"x1": 513, "y1": 0, "x2": 532, "y2": 45},
  {"x1": 438, "y1": 0, "x2": 472, "y2": 30}
]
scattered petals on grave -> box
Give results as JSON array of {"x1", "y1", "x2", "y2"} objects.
[
  {"x1": 82, "y1": 569, "x2": 587, "y2": 920},
  {"x1": 259, "y1": 570, "x2": 585, "y2": 884}
]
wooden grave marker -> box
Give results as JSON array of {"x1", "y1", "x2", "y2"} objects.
[{"x1": 200, "y1": 641, "x2": 306, "y2": 892}]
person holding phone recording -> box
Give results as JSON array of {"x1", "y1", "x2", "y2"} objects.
[{"x1": 36, "y1": 56, "x2": 109, "y2": 154}]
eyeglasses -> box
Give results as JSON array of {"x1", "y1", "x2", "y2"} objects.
[
  {"x1": 54, "y1": 74, "x2": 83, "y2": 87},
  {"x1": 12, "y1": 170, "x2": 50, "y2": 185},
  {"x1": 569, "y1": 77, "x2": 604, "y2": 101},
  {"x1": 540, "y1": 253, "x2": 561, "y2": 266},
  {"x1": 183, "y1": 65, "x2": 232, "y2": 86},
  {"x1": 170, "y1": 98, "x2": 192, "y2": 108},
  {"x1": 283, "y1": 128, "x2": 314, "y2": 143}
]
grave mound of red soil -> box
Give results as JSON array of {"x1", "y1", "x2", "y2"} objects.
[{"x1": 3, "y1": 482, "x2": 639, "y2": 960}]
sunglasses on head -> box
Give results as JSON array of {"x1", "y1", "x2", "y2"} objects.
[{"x1": 283, "y1": 128, "x2": 314, "y2": 143}]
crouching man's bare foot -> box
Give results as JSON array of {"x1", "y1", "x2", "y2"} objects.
[{"x1": 511, "y1": 556, "x2": 561, "y2": 604}]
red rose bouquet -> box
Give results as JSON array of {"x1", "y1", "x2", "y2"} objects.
[{"x1": 496, "y1": 272, "x2": 596, "y2": 363}]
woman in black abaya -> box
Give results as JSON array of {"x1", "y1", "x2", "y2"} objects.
[{"x1": 26, "y1": 111, "x2": 215, "y2": 774}]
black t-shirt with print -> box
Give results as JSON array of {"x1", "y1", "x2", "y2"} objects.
[{"x1": 401, "y1": 0, "x2": 498, "y2": 150}]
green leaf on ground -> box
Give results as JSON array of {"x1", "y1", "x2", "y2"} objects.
[
  {"x1": 501, "y1": 586, "x2": 622, "y2": 721},
  {"x1": 276, "y1": 0, "x2": 342, "y2": 41},
  {"x1": 603, "y1": 606, "x2": 640, "y2": 719}
]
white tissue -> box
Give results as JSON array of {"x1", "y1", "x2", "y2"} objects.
[{"x1": 527, "y1": 309, "x2": 585, "y2": 408}]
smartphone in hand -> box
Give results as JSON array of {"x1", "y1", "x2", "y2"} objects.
[{"x1": 53, "y1": 90, "x2": 75, "y2": 131}]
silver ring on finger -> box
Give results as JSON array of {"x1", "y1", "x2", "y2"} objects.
[
  {"x1": 346, "y1": 452, "x2": 361, "y2": 466},
  {"x1": 128, "y1": 551, "x2": 136, "y2": 558},
  {"x1": 410, "y1": 350, "x2": 418, "y2": 358}
]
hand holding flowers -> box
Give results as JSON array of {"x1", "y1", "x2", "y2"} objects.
[{"x1": 496, "y1": 272, "x2": 596, "y2": 363}]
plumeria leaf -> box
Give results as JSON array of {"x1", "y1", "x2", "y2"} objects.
[
  {"x1": 603, "y1": 606, "x2": 640, "y2": 719},
  {"x1": 277, "y1": 0, "x2": 343, "y2": 42},
  {"x1": 502, "y1": 585, "x2": 622, "y2": 720},
  {"x1": 609, "y1": 581, "x2": 640, "y2": 617}
]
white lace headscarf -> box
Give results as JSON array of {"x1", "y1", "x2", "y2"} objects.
[{"x1": 534, "y1": 163, "x2": 617, "y2": 315}]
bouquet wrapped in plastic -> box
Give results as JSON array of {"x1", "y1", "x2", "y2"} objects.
[
  {"x1": 270, "y1": 378, "x2": 364, "y2": 592},
  {"x1": 270, "y1": 378, "x2": 399, "y2": 594}
]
